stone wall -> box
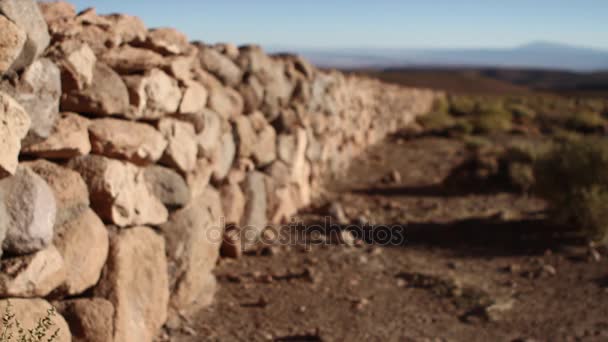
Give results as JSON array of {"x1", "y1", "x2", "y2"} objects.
[{"x1": 0, "y1": 1, "x2": 438, "y2": 341}]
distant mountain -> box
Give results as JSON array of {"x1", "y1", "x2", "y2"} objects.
[{"x1": 278, "y1": 42, "x2": 608, "y2": 72}]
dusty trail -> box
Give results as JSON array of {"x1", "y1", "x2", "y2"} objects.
[{"x1": 170, "y1": 136, "x2": 608, "y2": 342}]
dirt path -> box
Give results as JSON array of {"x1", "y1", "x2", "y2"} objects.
[{"x1": 169, "y1": 136, "x2": 608, "y2": 342}]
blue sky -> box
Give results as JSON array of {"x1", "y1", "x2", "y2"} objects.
[{"x1": 67, "y1": 0, "x2": 608, "y2": 50}]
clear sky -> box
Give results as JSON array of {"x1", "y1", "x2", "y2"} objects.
[{"x1": 66, "y1": 0, "x2": 608, "y2": 50}]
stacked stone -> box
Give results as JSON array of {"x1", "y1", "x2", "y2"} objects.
[{"x1": 0, "y1": 1, "x2": 438, "y2": 341}]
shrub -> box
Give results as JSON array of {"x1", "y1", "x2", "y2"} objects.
[
  {"x1": 0, "y1": 301, "x2": 60, "y2": 342},
  {"x1": 432, "y1": 96, "x2": 450, "y2": 113},
  {"x1": 450, "y1": 119, "x2": 474, "y2": 136},
  {"x1": 534, "y1": 137, "x2": 608, "y2": 242},
  {"x1": 417, "y1": 111, "x2": 455, "y2": 132},
  {"x1": 565, "y1": 111, "x2": 605, "y2": 132},
  {"x1": 508, "y1": 103, "x2": 536, "y2": 120},
  {"x1": 449, "y1": 96, "x2": 476, "y2": 116},
  {"x1": 471, "y1": 110, "x2": 513, "y2": 134}
]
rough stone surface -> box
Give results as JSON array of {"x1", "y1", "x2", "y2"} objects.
[
  {"x1": 1, "y1": 58, "x2": 61, "y2": 146},
  {"x1": 179, "y1": 82, "x2": 208, "y2": 114},
  {"x1": 0, "y1": 0, "x2": 50, "y2": 71},
  {"x1": 105, "y1": 13, "x2": 147, "y2": 45},
  {"x1": 0, "y1": 166, "x2": 56, "y2": 255},
  {"x1": 197, "y1": 44, "x2": 243, "y2": 86},
  {"x1": 0, "y1": 16, "x2": 25, "y2": 75},
  {"x1": 240, "y1": 171, "x2": 268, "y2": 247},
  {"x1": 22, "y1": 112, "x2": 91, "y2": 159},
  {"x1": 0, "y1": 298, "x2": 71, "y2": 342},
  {"x1": 182, "y1": 109, "x2": 223, "y2": 159},
  {"x1": 144, "y1": 165, "x2": 190, "y2": 208},
  {"x1": 0, "y1": 91, "x2": 30, "y2": 177},
  {"x1": 186, "y1": 158, "x2": 213, "y2": 199},
  {"x1": 24, "y1": 159, "x2": 89, "y2": 226},
  {"x1": 234, "y1": 115, "x2": 257, "y2": 159},
  {"x1": 89, "y1": 118, "x2": 167, "y2": 165},
  {"x1": 220, "y1": 183, "x2": 245, "y2": 225},
  {"x1": 101, "y1": 45, "x2": 165, "y2": 74},
  {"x1": 56, "y1": 298, "x2": 114, "y2": 342},
  {"x1": 142, "y1": 27, "x2": 190, "y2": 55},
  {"x1": 38, "y1": 1, "x2": 76, "y2": 24},
  {"x1": 158, "y1": 118, "x2": 198, "y2": 173},
  {"x1": 53, "y1": 208, "x2": 109, "y2": 296},
  {"x1": 208, "y1": 86, "x2": 244, "y2": 120},
  {"x1": 159, "y1": 187, "x2": 224, "y2": 314},
  {"x1": 123, "y1": 68, "x2": 182, "y2": 120},
  {"x1": 61, "y1": 62, "x2": 130, "y2": 116},
  {"x1": 68, "y1": 155, "x2": 168, "y2": 227},
  {"x1": 213, "y1": 131, "x2": 236, "y2": 181},
  {"x1": 0, "y1": 245, "x2": 65, "y2": 297},
  {"x1": 94, "y1": 226, "x2": 169, "y2": 342},
  {"x1": 48, "y1": 40, "x2": 96, "y2": 91},
  {"x1": 251, "y1": 122, "x2": 277, "y2": 167}
]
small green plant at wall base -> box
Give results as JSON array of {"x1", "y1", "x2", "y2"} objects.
[
  {"x1": 533, "y1": 137, "x2": 608, "y2": 242},
  {"x1": 0, "y1": 301, "x2": 60, "y2": 342}
]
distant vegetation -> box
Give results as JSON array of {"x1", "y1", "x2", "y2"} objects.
[{"x1": 416, "y1": 92, "x2": 608, "y2": 242}]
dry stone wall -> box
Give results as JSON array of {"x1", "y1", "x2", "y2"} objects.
[{"x1": 0, "y1": 1, "x2": 439, "y2": 341}]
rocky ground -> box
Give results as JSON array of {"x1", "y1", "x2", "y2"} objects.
[{"x1": 167, "y1": 135, "x2": 608, "y2": 342}]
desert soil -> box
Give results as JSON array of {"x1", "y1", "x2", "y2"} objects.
[{"x1": 169, "y1": 135, "x2": 608, "y2": 342}]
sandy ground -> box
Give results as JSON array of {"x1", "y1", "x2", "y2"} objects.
[{"x1": 168, "y1": 136, "x2": 608, "y2": 342}]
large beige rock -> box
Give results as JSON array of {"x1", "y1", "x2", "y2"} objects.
[
  {"x1": 238, "y1": 74, "x2": 264, "y2": 113},
  {"x1": 89, "y1": 118, "x2": 167, "y2": 165},
  {"x1": 0, "y1": 16, "x2": 25, "y2": 75},
  {"x1": 68, "y1": 155, "x2": 168, "y2": 227},
  {"x1": 240, "y1": 171, "x2": 268, "y2": 247},
  {"x1": 95, "y1": 227, "x2": 169, "y2": 342},
  {"x1": 22, "y1": 112, "x2": 91, "y2": 159},
  {"x1": 158, "y1": 118, "x2": 197, "y2": 173},
  {"x1": 159, "y1": 187, "x2": 223, "y2": 314},
  {"x1": 0, "y1": 0, "x2": 50, "y2": 71},
  {"x1": 234, "y1": 115, "x2": 256, "y2": 159},
  {"x1": 56, "y1": 298, "x2": 114, "y2": 342},
  {"x1": 104, "y1": 13, "x2": 147, "y2": 45},
  {"x1": 24, "y1": 159, "x2": 89, "y2": 226},
  {"x1": 123, "y1": 68, "x2": 182, "y2": 120},
  {"x1": 0, "y1": 91, "x2": 30, "y2": 177},
  {"x1": 251, "y1": 120, "x2": 277, "y2": 167},
  {"x1": 180, "y1": 108, "x2": 222, "y2": 158},
  {"x1": 48, "y1": 40, "x2": 96, "y2": 91},
  {"x1": 0, "y1": 166, "x2": 56, "y2": 255},
  {"x1": 212, "y1": 131, "x2": 236, "y2": 181},
  {"x1": 53, "y1": 208, "x2": 109, "y2": 296},
  {"x1": 144, "y1": 165, "x2": 190, "y2": 208},
  {"x1": 61, "y1": 61, "x2": 130, "y2": 116},
  {"x1": 142, "y1": 27, "x2": 190, "y2": 55},
  {"x1": 165, "y1": 54, "x2": 197, "y2": 84},
  {"x1": 185, "y1": 158, "x2": 213, "y2": 199},
  {"x1": 179, "y1": 82, "x2": 208, "y2": 114},
  {"x1": 1, "y1": 58, "x2": 61, "y2": 146},
  {"x1": 38, "y1": 1, "x2": 76, "y2": 24},
  {"x1": 0, "y1": 245, "x2": 66, "y2": 297},
  {"x1": 196, "y1": 44, "x2": 243, "y2": 86},
  {"x1": 0, "y1": 299, "x2": 71, "y2": 342},
  {"x1": 207, "y1": 86, "x2": 243, "y2": 120},
  {"x1": 234, "y1": 113, "x2": 276, "y2": 167},
  {"x1": 101, "y1": 45, "x2": 165, "y2": 74},
  {"x1": 220, "y1": 183, "x2": 245, "y2": 225}
]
